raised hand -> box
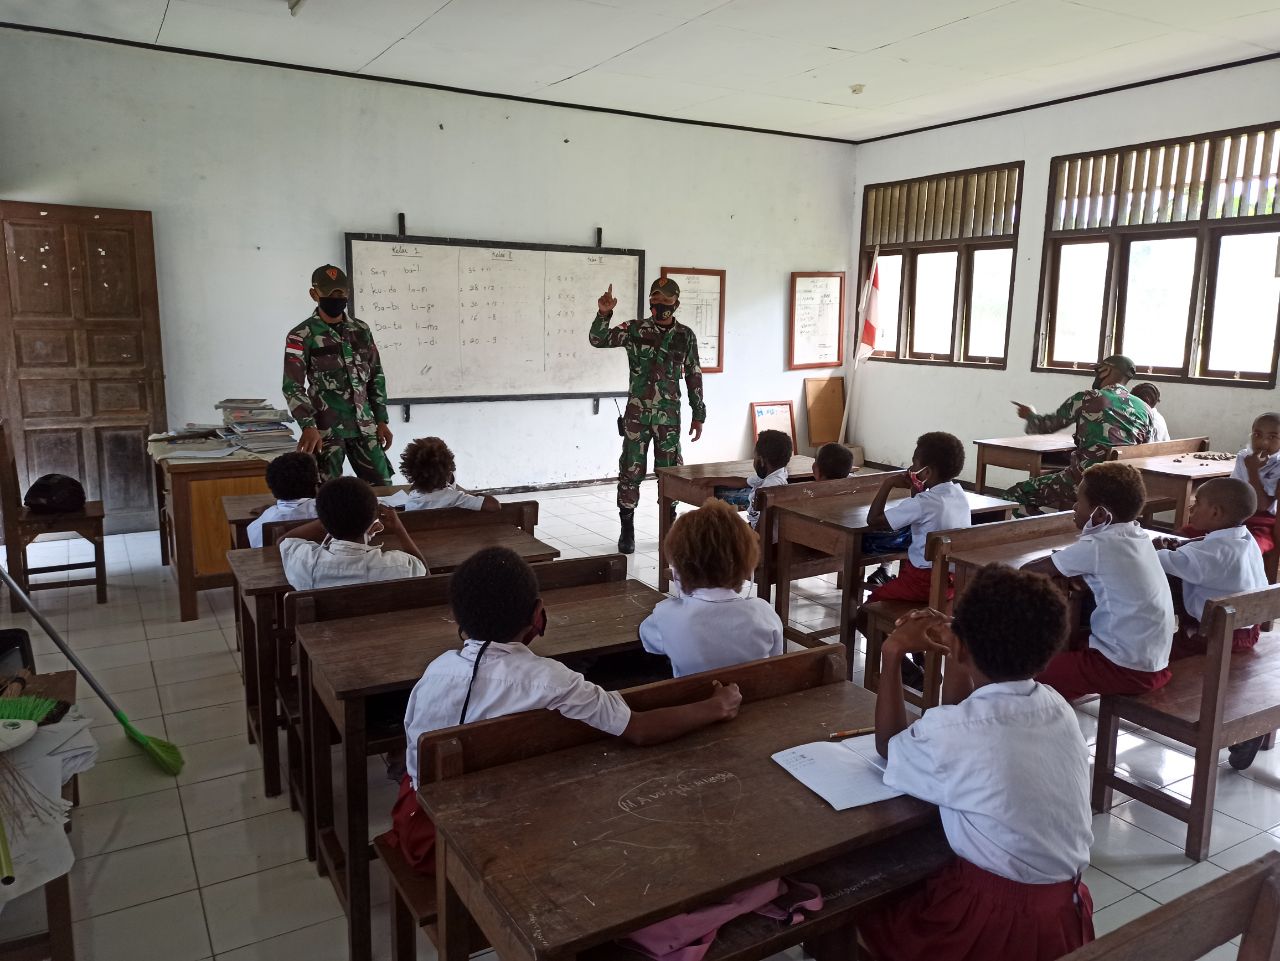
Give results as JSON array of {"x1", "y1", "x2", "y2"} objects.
[{"x1": 598, "y1": 284, "x2": 618, "y2": 314}]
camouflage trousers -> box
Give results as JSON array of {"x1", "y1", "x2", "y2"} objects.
[
  {"x1": 617, "y1": 408, "x2": 682, "y2": 511},
  {"x1": 316, "y1": 434, "x2": 393, "y2": 485},
  {"x1": 1006, "y1": 465, "x2": 1083, "y2": 516}
]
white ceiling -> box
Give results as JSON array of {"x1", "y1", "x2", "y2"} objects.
[{"x1": 4, "y1": 0, "x2": 1280, "y2": 140}]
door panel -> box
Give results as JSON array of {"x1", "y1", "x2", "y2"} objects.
[
  {"x1": 91, "y1": 380, "x2": 146, "y2": 416},
  {"x1": 19, "y1": 380, "x2": 80, "y2": 418},
  {"x1": 87, "y1": 329, "x2": 145, "y2": 366},
  {"x1": 15, "y1": 329, "x2": 75, "y2": 367},
  {"x1": 81, "y1": 227, "x2": 140, "y2": 318},
  {"x1": 4, "y1": 223, "x2": 75, "y2": 319},
  {"x1": 96, "y1": 426, "x2": 152, "y2": 514},
  {"x1": 25, "y1": 429, "x2": 85, "y2": 483}
]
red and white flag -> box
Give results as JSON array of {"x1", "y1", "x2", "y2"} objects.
[{"x1": 854, "y1": 259, "x2": 879, "y2": 366}]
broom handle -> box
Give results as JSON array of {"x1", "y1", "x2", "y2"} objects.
[{"x1": 0, "y1": 565, "x2": 118, "y2": 711}]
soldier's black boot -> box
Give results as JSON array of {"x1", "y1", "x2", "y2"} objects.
[{"x1": 618, "y1": 509, "x2": 636, "y2": 554}]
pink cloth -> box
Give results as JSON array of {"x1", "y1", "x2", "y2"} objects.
[{"x1": 620, "y1": 877, "x2": 823, "y2": 961}]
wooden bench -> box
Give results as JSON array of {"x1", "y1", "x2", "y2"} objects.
[
  {"x1": 753, "y1": 471, "x2": 903, "y2": 603},
  {"x1": 1061, "y1": 851, "x2": 1280, "y2": 960},
  {"x1": 381, "y1": 646, "x2": 950, "y2": 961},
  {"x1": 857, "y1": 512, "x2": 1079, "y2": 710},
  {"x1": 1093, "y1": 585, "x2": 1280, "y2": 860},
  {"x1": 1107, "y1": 436, "x2": 1210, "y2": 525},
  {"x1": 263, "y1": 497, "x2": 541, "y2": 547}
]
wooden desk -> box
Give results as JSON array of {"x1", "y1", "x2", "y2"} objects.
[
  {"x1": 421, "y1": 681, "x2": 936, "y2": 961},
  {"x1": 973, "y1": 435, "x2": 1075, "y2": 494},
  {"x1": 657, "y1": 455, "x2": 815, "y2": 592},
  {"x1": 1119, "y1": 454, "x2": 1233, "y2": 529},
  {"x1": 299, "y1": 578, "x2": 664, "y2": 961},
  {"x1": 775, "y1": 490, "x2": 1016, "y2": 674},
  {"x1": 221, "y1": 485, "x2": 408, "y2": 550},
  {"x1": 227, "y1": 526, "x2": 560, "y2": 800},
  {"x1": 152, "y1": 449, "x2": 270, "y2": 621}
]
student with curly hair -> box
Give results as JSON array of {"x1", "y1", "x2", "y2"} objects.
[
  {"x1": 640, "y1": 499, "x2": 784, "y2": 677},
  {"x1": 1025, "y1": 462, "x2": 1175, "y2": 702},
  {"x1": 395, "y1": 436, "x2": 499, "y2": 512},
  {"x1": 859, "y1": 565, "x2": 1094, "y2": 961},
  {"x1": 247, "y1": 451, "x2": 320, "y2": 548}
]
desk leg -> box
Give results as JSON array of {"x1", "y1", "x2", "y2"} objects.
[
  {"x1": 255, "y1": 594, "x2": 282, "y2": 798},
  {"x1": 975, "y1": 450, "x2": 988, "y2": 495},
  {"x1": 1028, "y1": 454, "x2": 1044, "y2": 479},
  {"x1": 840, "y1": 536, "x2": 863, "y2": 681},
  {"x1": 343, "y1": 703, "x2": 372, "y2": 961},
  {"x1": 171, "y1": 476, "x2": 199, "y2": 622},
  {"x1": 241, "y1": 592, "x2": 258, "y2": 746},
  {"x1": 1174, "y1": 480, "x2": 1193, "y2": 531},
  {"x1": 299, "y1": 649, "x2": 316, "y2": 862},
  {"x1": 774, "y1": 527, "x2": 793, "y2": 631},
  {"x1": 311, "y1": 682, "x2": 333, "y2": 879},
  {"x1": 658, "y1": 479, "x2": 673, "y2": 593},
  {"x1": 47, "y1": 872, "x2": 74, "y2": 961},
  {"x1": 155, "y1": 461, "x2": 170, "y2": 568},
  {"x1": 436, "y1": 853, "x2": 472, "y2": 961}
]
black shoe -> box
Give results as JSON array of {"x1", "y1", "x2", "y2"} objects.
[
  {"x1": 1229, "y1": 736, "x2": 1266, "y2": 771},
  {"x1": 867, "y1": 565, "x2": 892, "y2": 587},
  {"x1": 900, "y1": 654, "x2": 925, "y2": 692},
  {"x1": 618, "y1": 509, "x2": 636, "y2": 555}
]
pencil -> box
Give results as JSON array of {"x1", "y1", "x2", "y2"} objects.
[{"x1": 827, "y1": 725, "x2": 876, "y2": 741}]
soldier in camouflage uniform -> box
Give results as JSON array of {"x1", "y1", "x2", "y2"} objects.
[
  {"x1": 1008, "y1": 354, "x2": 1152, "y2": 514},
  {"x1": 283, "y1": 264, "x2": 395, "y2": 484},
  {"x1": 590, "y1": 278, "x2": 706, "y2": 553}
]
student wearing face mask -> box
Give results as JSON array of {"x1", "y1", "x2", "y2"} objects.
[
  {"x1": 1023, "y1": 462, "x2": 1175, "y2": 703},
  {"x1": 277, "y1": 476, "x2": 428, "y2": 590},
  {"x1": 1006, "y1": 354, "x2": 1152, "y2": 516},
  {"x1": 590, "y1": 278, "x2": 706, "y2": 554},
  {"x1": 282, "y1": 264, "x2": 395, "y2": 484}
]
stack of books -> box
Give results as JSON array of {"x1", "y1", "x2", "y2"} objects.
[{"x1": 215, "y1": 399, "x2": 296, "y2": 454}]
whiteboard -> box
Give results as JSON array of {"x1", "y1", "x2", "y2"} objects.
[
  {"x1": 788, "y1": 272, "x2": 846, "y2": 370},
  {"x1": 662, "y1": 268, "x2": 725, "y2": 373},
  {"x1": 751, "y1": 401, "x2": 796, "y2": 446},
  {"x1": 346, "y1": 234, "x2": 644, "y2": 402}
]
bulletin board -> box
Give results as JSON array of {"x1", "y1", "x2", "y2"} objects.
[
  {"x1": 804, "y1": 376, "x2": 845, "y2": 446},
  {"x1": 661, "y1": 266, "x2": 726, "y2": 373},
  {"x1": 788, "y1": 271, "x2": 846, "y2": 370}
]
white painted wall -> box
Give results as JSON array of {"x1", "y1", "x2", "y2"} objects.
[
  {"x1": 0, "y1": 29, "x2": 854, "y2": 490},
  {"x1": 850, "y1": 59, "x2": 1280, "y2": 489}
]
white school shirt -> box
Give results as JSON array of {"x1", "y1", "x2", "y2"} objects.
[
  {"x1": 1147, "y1": 408, "x2": 1170, "y2": 443},
  {"x1": 403, "y1": 639, "x2": 632, "y2": 787},
  {"x1": 246, "y1": 497, "x2": 317, "y2": 549},
  {"x1": 1157, "y1": 526, "x2": 1266, "y2": 625},
  {"x1": 278, "y1": 537, "x2": 426, "y2": 590},
  {"x1": 746, "y1": 467, "x2": 789, "y2": 530},
  {"x1": 1231, "y1": 447, "x2": 1280, "y2": 514},
  {"x1": 1051, "y1": 522, "x2": 1175, "y2": 672},
  {"x1": 639, "y1": 587, "x2": 784, "y2": 677},
  {"x1": 383, "y1": 485, "x2": 485, "y2": 512},
  {"x1": 881, "y1": 481, "x2": 971, "y2": 569},
  {"x1": 885, "y1": 680, "x2": 1092, "y2": 884}
]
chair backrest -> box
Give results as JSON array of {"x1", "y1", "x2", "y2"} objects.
[
  {"x1": 1195, "y1": 586, "x2": 1280, "y2": 740},
  {"x1": 1061, "y1": 851, "x2": 1280, "y2": 960},
  {"x1": 755, "y1": 471, "x2": 903, "y2": 572},
  {"x1": 263, "y1": 498, "x2": 540, "y2": 546},
  {"x1": 1107, "y1": 437, "x2": 1210, "y2": 460},
  {"x1": 0, "y1": 419, "x2": 23, "y2": 540},
  {"x1": 926, "y1": 511, "x2": 1076, "y2": 564},
  {"x1": 421, "y1": 645, "x2": 845, "y2": 783}
]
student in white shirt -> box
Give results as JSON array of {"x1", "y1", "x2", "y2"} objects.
[
  {"x1": 246, "y1": 451, "x2": 320, "y2": 549},
  {"x1": 1025, "y1": 462, "x2": 1175, "y2": 702},
  {"x1": 278, "y1": 476, "x2": 429, "y2": 589},
  {"x1": 744, "y1": 429, "x2": 792, "y2": 530},
  {"x1": 385, "y1": 546, "x2": 743, "y2": 874},
  {"x1": 641, "y1": 499, "x2": 784, "y2": 677},
  {"x1": 1131, "y1": 383, "x2": 1170, "y2": 442},
  {"x1": 1228, "y1": 411, "x2": 1280, "y2": 555},
  {"x1": 859, "y1": 565, "x2": 1094, "y2": 961},
  {"x1": 394, "y1": 436, "x2": 499, "y2": 513}
]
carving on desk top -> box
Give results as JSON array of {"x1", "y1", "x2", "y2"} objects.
[{"x1": 617, "y1": 769, "x2": 741, "y2": 825}]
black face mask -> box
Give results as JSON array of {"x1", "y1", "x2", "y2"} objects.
[
  {"x1": 651, "y1": 301, "x2": 677, "y2": 322},
  {"x1": 318, "y1": 295, "x2": 348, "y2": 318},
  {"x1": 1091, "y1": 373, "x2": 1104, "y2": 390}
]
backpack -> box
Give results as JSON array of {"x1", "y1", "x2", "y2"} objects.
[{"x1": 23, "y1": 474, "x2": 87, "y2": 514}]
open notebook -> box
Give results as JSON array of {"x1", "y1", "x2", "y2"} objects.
[{"x1": 772, "y1": 734, "x2": 903, "y2": 811}]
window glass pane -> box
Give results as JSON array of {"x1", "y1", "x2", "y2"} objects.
[
  {"x1": 1209, "y1": 231, "x2": 1280, "y2": 374},
  {"x1": 873, "y1": 254, "x2": 901, "y2": 352},
  {"x1": 911, "y1": 251, "x2": 957, "y2": 355},
  {"x1": 967, "y1": 247, "x2": 1012, "y2": 358},
  {"x1": 1051, "y1": 242, "x2": 1108, "y2": 363},
  {"x1": 1120, "y1": 236, "x2": 1196, "y2": 369}
]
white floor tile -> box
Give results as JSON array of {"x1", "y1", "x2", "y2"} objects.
[
  {"x1": 64, "y1": 621, "x2": 148, "y2": 649},
  {"x1": 200, "y1": 859, "x2": 344, "y2": 954},
  {"x1": 71, "y1": 890, "x2": 210, "y2": 961},
  {"x1": 178, "y1": 770, "x2": 291, "y2": 833},
  {"x1": 151, "y1": 650, "x2": 240, "y2": 686},
  {"x1": 78, "y1": 688, "x2": 162, "y2": 730},
  {"x1": 1170, "y1": 769, "x2": 1280, "y2": 831},
  {"x1": 1209, "y1": 831, "x2": 1280, "y2": 872},
  {"x1": 1111, "y1": 796, "x2": 1259, "y2": 857},
  {"x1": 1089, "y1": 813, "x2": 1195, "y2": 889},
  {"x1": 76, "y1": 661, "x2": 155, "y2": 698},
  {"x1": 71, "y1": 787, "x2": 187, "y2": 858},
  {"x1": 1114, "y1": 733, "x2": 1198, "y2": 789},
  {"x1": 189, "y1": 809, "x2": 308, "y2": 886},
  {"x1": 158, "y1": 673, "x2": 244, "y2": 714},
  {"x1": 1082, "y1": 865, "x2": 1134, "y2": 910},
  {"x1": 148, "y1": 630, "x2": 231, "y2": 663},
  {"x1": 70, "y1": 835, "x2": 197, "y2": 921},
  {"x1": 163, "y1": 702, "x2": 247, "y2": 747},
  {"x1": 214, "y1": 916, "x2": 350, "y2": 961},
  {"x1": 175, "y1": 734, "x2": 266, "y2": 786},
  {"x1": 77, "y1": 754, "x2": 177, "y2": 806},
  {"x1": 1143, "y1": 860, "x2": 1229, "y2": 903},
  {"x1": 74, "y1": 641, "x2": 152, "y2": 672},
  {"x1": 1091, "y1": 891, "x2": 1161, "y2": 937}
]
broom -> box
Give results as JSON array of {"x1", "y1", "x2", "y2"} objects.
[{"x1": 0, "y1": 565, "x2": 184, "y2": 775}]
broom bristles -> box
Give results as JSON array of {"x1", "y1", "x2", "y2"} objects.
[
  {"x1": 118, "y1": 712, "x2": 185, "y2": 776},
  {"x1": 0, "y1": 697, "x2": 58, "y2": 723}
]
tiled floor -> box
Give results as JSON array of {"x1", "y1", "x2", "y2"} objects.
[{"x1": 0, "y1": 478, "x2": 1263, "y2": 959}]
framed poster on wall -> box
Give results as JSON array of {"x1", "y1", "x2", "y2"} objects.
[
  {"x1": 661, "y1": 266, "x2": 726, "y2": 373},
  {"x1": 750, "y1": 400, "x2": 797, "y2": 448},
  {"x1": 788, "y1": 271, "x2": 845, "y2": 370}
]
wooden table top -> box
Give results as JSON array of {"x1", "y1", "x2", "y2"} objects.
[
  {"x1": 221, "y1": 486, "x2": 407, "y2": 526},
  {"x1": 1120, "y1": 453, "x2": 1236, "y2": 479},
  {"x1": 949, "y1": 526, "x2": 1165, "y2": 573},
  {"x1": 298, "y1": 579, "x2": 664, "y2": 699},
  {"x1": 226, "y1": 526, "x2": 560, "y2": 595},
  {"x1": 778, "y1": 489, "x2": 1017, "y2": 532},
  {"x1": 420, "y1": 681, "x2": 934, "y2": 959},
  {"x1": 659, "y1": 455, "x2": 816, "y2": 485},
  {"x1": 973, "y1": 435, "x2": 1077, "y2": 452}
]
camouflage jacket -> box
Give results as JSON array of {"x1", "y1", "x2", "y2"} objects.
[
  {"x1": 1025, "y1": 384, "x2": 1151, "y2": 470},
  {"x1": 589, "y1": 312, "x2": 706, "y2": 426},
  {"x1": 283, "y1": 311, "x2": 389, "y2": 438}
]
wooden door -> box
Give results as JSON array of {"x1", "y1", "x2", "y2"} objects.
[{"x1": 0, "y1": 201, "x2": 167, "y2": 534}]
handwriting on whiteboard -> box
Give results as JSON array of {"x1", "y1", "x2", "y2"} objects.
[{"x1": 792, "y1": 274, "x2": 844, "y2": 367}]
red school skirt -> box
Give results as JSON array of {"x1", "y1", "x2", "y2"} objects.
[
  {"x1": 859, "y1": 857, "x2": 1093, "y2": 961},
  {"x1": 867, "y1": 558, "x2": 953, "y2": 604},
  {"x1": 381, "y1": 773, "x2": 437, "y2": 874},
  {"x1": 1170, "y1": 620, "x2": 1261, "y2": 660},
  {"x1": 1180, "y1": 515, "x2": 1275, "y2": 555},
  {"x1": 1035, "y1": 647, "x2": 1171, "y2": 703}
]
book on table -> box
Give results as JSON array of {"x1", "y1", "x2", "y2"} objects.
[{"x1": 772, "y1": 734, "x2": 903, "y2": 810}]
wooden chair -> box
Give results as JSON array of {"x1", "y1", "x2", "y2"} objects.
[
  {"x1": 1061, "y1": 851, "x2": 1280, "y2": 960},
  {"x1": 858, "y1": 512, "x2": 1078, "y2": 710},
  {"x1": 1107, "y1": 436, "x2": 1210, "y2": 525},
  {"x1": 0, "y1": 418, "x2": 106, "y2": 612},
  {"x1": 754, "y1": 471, "x2": 905, "y2": 604},
  {"x1": 1093, "y1": 585, "x2": 1280, "y2": 860}
]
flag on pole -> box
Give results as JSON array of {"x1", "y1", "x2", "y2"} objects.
[{"x1": 854, "y1": 254, "x2": 879, "y2": 367}]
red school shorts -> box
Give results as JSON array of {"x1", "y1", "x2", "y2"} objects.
[
  {"x1": 867, "y1": 558, "x2": 953, "y2": 604},
  {"x1": 1036, "y1": 647, "x2": 1171, "y2": 703},
  {"x1": 859, "y1": 857, "x2": 1094, "y2": 961},
  {"x1": 1170, "y1": 620, "x2": 1261, "y2": 660},
  {"x1": 381, "y1": 772, "x2": 437, "y2": 875}
]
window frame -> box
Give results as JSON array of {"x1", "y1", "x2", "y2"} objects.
[{"x1": 1034, "y1": 121, "x2": 1280, "y2": 389}]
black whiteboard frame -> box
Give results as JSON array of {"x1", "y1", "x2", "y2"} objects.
[{"x1": 344, "y1": 231, "x2": 646, "y2": 405}]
